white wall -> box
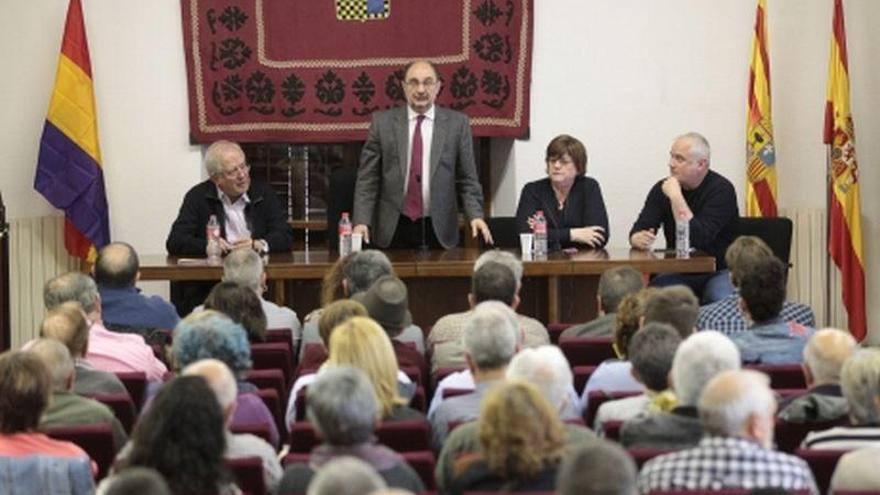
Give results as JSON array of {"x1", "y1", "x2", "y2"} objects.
[{"x1": 3, "y1": 1, "x2": 877, "y2": 337}]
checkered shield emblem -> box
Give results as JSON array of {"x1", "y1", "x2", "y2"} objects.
[{"x1": 336, "y1": 0, "x2": 391, "y2": 21}]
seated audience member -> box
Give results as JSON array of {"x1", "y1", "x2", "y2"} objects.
[
  {"x1": 638, "y1": 370, "x2": 817, "y2": 493},
  {"x1": 642, "y1": 285, "x2": 699, "y2": 337},
  {"x1": 278, "y1": 367, "x2": 424, "y2": 494},
  {"x1": 556, "y1": 439, "x2": 638, "y2": 495},
  {"x1": 0, "y1": 351, "x2": 94, "y2": 494},
  {"x1": 730, "y1": 255, "x2": 814, "y2": 364},
  {"x1": 697, "y1": 235, "x2": 815, "y2": 333},
  {"x1": 830, "y1": 446, "x2": 880, "y2": 493},
  {"x1": 429, "y1": 302, "x2": 520, "y2": 450},
  {"x1": 100, "y1": 467, "x2": 171, "y2": 495},
  {"x1": 203, "y1": 281, "x2": 268, "y2": 342},
  {"x1": 286, "y1": 316, "x2": 420, "y2": 430},
  {"x1": 40, "y1": 301, "x2": 128, "y2": 396},
  {"x1": 30, "y1": 338, "x2": 127, "y2": 450},
  {"x1": 447, "y1": 381, "x2": 567, "y2": 494},
  {"x1": 299, "y1": 457, "x2": 387, "y2": 495},
  {"x1": 297, "y1": 299, "x2": 368, "y2": 372},
  {"x1": 353, "y1": 275, "x2": 428, "y2": 383},
  {"x1": 580, "y1": 287, "x2": 657, "y2": 410},
  {"x1": 622, "y1": 331, "x2": 741, "y2": 449},
  {"x1": 299, "y1": 253, "x2": 353, "y2": 346},
  {"x1": 299, "y1": 251, "x2": 425, "y2": 358},
  {"x1": 121, "y1": 376, "x2": 239, "y2": 495},
  {"x1": 183, "y1": 359, "x2": 282, "y2": 491},
  {"x1": 778, "y1": 328, "x2": 856, "y2": 423},
  {"x1": 594, "y1": 322, "x2": 681, "y2": 434},
  {"x1": 629, "y1": 132, "x2": 738, "y2": 304},
  {"x1": 803, "y1": 348, "x2": 880, "y2": 449},
  {"x1": 436, "y1": 346, "x2": 592, "y2": 492},
  {"x1": 44, "y1": 272, "x2": 168, "y2": 381},
  {"x1": 95, "y1": 242, "x2": 179, "y2": 332},
  {"x1": 561, "y1": 265, "x2": 644, "y2": 338},
  {"x1": 429, "y1": 251, "x2": 548, "y2": 373},
  {"x1": 174, "y1": 310, "x2": 280, "y2": 448},
  {"x1": 515, "y1": 134, "x2": 610, "y2": 250}
]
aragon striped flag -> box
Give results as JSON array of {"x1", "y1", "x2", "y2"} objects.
[
  {"x1": 34, "y1": 0, "x2": 110, "y2": 263},
  {"x1": 824, "y1": 0, "x2": 866, "y2": 340},
  {"x1": 745, "y1": 0, "x2": 777, "y2": 218}
]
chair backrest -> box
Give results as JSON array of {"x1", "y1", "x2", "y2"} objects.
[
  {"x1": 250, "y1": 342, "x2": 294, "y2": 387},
  {"x1": 572, "y1": 365, "x2": 597, "y2": 394},
  {"x1": 245, "y1": 368, "x2": 287, "y2": 405},
  {"x1": 431, "y1": 366, "x2": 466, "y2": 393},
  {"x1": 401, "y1": 450, "x2": 437, "y2": 490},
  {"x1": 746, "y1": 363, "x2": 807, "y2": 389},
  {"x1": 584, "y1": 390, "x2": 642, "y2": 429},
  {"x1": 46, "y1": 423, "x2": 116, "y2": 481},
  {"x1": 775, "y1": 417, "x2": 849, "y2": 453},
  {"x1": 442, "y1": 387, "x2": 475, "y2": 400},
  {"x1": 795, "y1": 448, "x2": 848, "y2": 495},
  {"x1": 86, "y1": 393, "x2": 137, "y2": 434},
  {"x1": 603, "y1": 419, "x2": 624, "y2": 440},
  {"x1": 627, "y1": 447, "x2": 673, "y2": 469},
  {"x1": 546, "y1": 322, "x2": 573, "y2": 345},
  {"x1": 375, "y1": 419, "x2": 431, "y2": 452},
  {"x1": 226, "y1": 456, "x2": 267, "y2": 495},
  {"x1": 734, "y1": 216, "x2": 794, "y2": 266},
  {"x1": 558, "y1": 336, "x2": 616, "y2": 367},
  {"x1": 114, "y1": 371, "x2": 147, "y2": 411},
  {"x1": 253, "y1": 388, "x2": 285, "y2": 438},
  {"x1": 230, "y1": 422, "x2": 274, "y2": 446},
  {"x1": 482, "y1": 216, "x2": 518, "y2": 248},
  {"x1": 265, "y1": 328, "x2": 294, "y2": 355}
]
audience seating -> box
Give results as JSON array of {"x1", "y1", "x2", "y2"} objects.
[
  {"x1": 289, "y1": 419, "x2": 432, "y2": 453},
  {"x1": 245, "y1": 368, "x2": 287, "y2": 405},
  {"x1": 775, "y1": 418, "x2": 849, "y2": 453},
  {"x1": 583, "y1": 390, "x2": 641, "y2": 428},
  {"x1": 572, "y1": 365, "x2": 597, "y2": 393},
  {"x1": 795, "y1": 448, "x2": 848, "y2": 495},
  {"x1": 400, "y1": 365, "x2": 424, "y2": 387},
  {"x1": 746, "y1": 363, "x2": 807, "y2": 389},
  {"x1": 265, "y1": 327, "x2": 294, "y2": 354},
  {"x1": 46, "y1": 423, "x2": 116, "y2": 480},
  {"x1": 735, "y1": 216, "x2": 794, "y2": 267},
  {"x1": 226, "y1": 456, "x2": 267, "y2": 495},
  {"x1": 253, "y1": 388, "x2": 285, "y2": 437},
  {"x1": 230, "y1": 422, "x2": 274, "y2": 446},
  {"x1": 650, "y1": 491, "x2": 809, "y2": 495},
  {"x1": 250, "y1": 342, "x2": 295, "y2": 387},
  {"x1": 627, "y1": 447, "x2": 673, "y2": 469},
  {"x1": 442, "y1": 387, "x2": 475, "y2": 400},
  {"x1": 114, "y1": 371, "x2": 147, "y2": 411},
  {"x1": 546, "y1": 323, "x2": 573, "y2": 345},
  {"x1": 283, "y1": 450, "x2": 437, "y2": 490},
  {"x1": 603, "y1": 419, "x2": 623, "y2": 440},
  {"x1": 86, "y1": 393, "x2": 137, "y2": 434},
  {"x1": 411, "y1": 385, "x2": 427, "y2": 412},
  {"x1": 558, "y1": 336, "x2": 616, "y2": 367}
]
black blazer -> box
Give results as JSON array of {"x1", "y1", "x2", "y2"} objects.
[{"x1": 515, "y1": 176, "x2": 609, "y2": 250}]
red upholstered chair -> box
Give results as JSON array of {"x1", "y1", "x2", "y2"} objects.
[
  {"x1": 746, "y1": 363, "x2": 807, "y2": 389},
  {"x1": 774, "y1": 418, "x2": 849, "y2": 453},
  {"x1": 86, "y1": 393, "x2": 137, "y2": 434},
  {"x1": 46, "y1": 423, "x2": 116, "y2": 480},
  {"x1": 583, "y1": 390, "x2": 641, "y2": 428},
  {"x1": 573, "y1": 365, "x2": 597, "y2": 394},
  {"x1": 254, "y1": 388, "x2": 285, "y2": 437},
  {"x1": 226, "y1": 456, "x2": 267, "y2": 495},
  {"x1": 431, "y1": 366, "x2": 466, "y2": 392},
  {"x1": 558, "y1": 336, "x2": 616, "y2": 367},
  {"x1": 288, "y1": 421, "x2": 321, "y2": 453},
  {"x1": 401, "y1": 451, "x2": 436, "y2": 490},
  {"x1": 627, "y1": 447, "x2": 673, "y2": 470},
  {"x1": 603, "y1": 419, "x2": 624, "y2": 441},
  {"x1": 442, "y1": 387, "x2": 475, "y2": 400},
  {"x1": 411, "y1": 385, "x2": 427, "y2": 412},
  {"x1": 795, "y1": 448, "x2": 848, "y2": 495},
  {"x1": 245, "y1": 368, "x2": 287, "y2": 405},
  {"x1": 114, "y1": 371, "x2": 147, "y2": 411},
  {"x1": 289, "y1": 419, "x2": 432, "y2": 454},
  {"x1": 547, "y1": 322, "x2": 573, "y2": 345},
  {"x1": 265, "y1": 327, "x2": 294, "y2": 355},
  {"x1": 250, "y1": 342, "x2": 294, "y2": 386}
]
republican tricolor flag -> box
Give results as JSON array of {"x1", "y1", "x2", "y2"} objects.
[
  {"x1": 745, "y1": 0, "x2": 778, "y2": 218},
  {"x1": 824, "y1": 0, "x2": 866, "y2": 340},
  {"x1": 35, "y1": 0, "x2": 110, "y2": 263}
]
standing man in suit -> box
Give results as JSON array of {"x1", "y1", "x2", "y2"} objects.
[{"x1": 353, "y1": 60, "x2": 493, "y2": 249}]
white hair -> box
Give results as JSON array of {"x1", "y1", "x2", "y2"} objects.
[
  {"x1": 182, "y1": 358, "x2": 238, "y2": 410},
  {"x1": 676, "y1": 132, "x2": 711, "y2": 163},
  {"x1": 699, "y1": 369, "x2": 775, "y2": 437},
  {"x1": 671, "y1": 331, "x2": 740, "y2": 406},
  {"x1": 506, "y1": 346, "x2": 573, "y2": 413},
  {"x1": 804, "y1": 328, "x2": 857, "y2": 385},
  {"x1": 203, "y1": 140, "x2": 244, "y2": 177},
  {"x1": 222, "y1": 248, "x2": 264, "y2": 292},
  {"x1": 463, "y1": 301, "x2": 519, "y2": 371},
  {"x1": 28, "y1": 338, "x2": 74, "y2": 390},
  {"x1": 841, "y1": 349, "x2": 880, "y2": 425},
  {"x1": 307, "y1": 456, "x2": 387, "y2": 495},
  {"x1": 474, "y1": 250, "x2": 523, "y2": 284}
]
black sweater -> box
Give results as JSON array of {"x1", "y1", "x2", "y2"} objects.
[{"x1": 515, "y1": 176, "x2": 610, "y2": 250}]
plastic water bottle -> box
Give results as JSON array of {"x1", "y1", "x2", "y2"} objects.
[
  {"x1": 675, "y1": 212, "x2": 690, "y2": 259},
  {"x1": 206, "y1": 214, "x2": 222, "y2": 265},
  {"x1": 533, "y1": 210, "x2": 548, "y2": 258},
  {"x1": 338, "y1": 212, "x2": 353, "y2": 257}
]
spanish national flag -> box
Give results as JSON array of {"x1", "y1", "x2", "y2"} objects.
[
  {"x1": 34, "y1": 0, "x2": 110, "y2": 263},
  {"x1": 824, "y1": 0, "x2": 866, "y2": 340},
  {"x1": 745, "y1": 0, "x2": 777, "y2": 218}
]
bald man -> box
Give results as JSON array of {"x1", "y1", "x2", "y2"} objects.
[
  {"x1": 95, "y1": 242, "x2": 179, "y2": 331},
  {"x1": 778, "y1": 328, "x2": 857, "y2": 423}
]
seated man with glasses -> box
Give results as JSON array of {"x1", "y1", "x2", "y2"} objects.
[
  {"x1": 166, "y1": 140, "x2": 293, "y2": 313},
  {"x1": 353, "y1": 59, "x2": 493, "y2": 249}
]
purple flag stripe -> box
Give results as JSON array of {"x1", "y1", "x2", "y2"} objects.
[{"x1": 35, "y1": 121, "x2": 110, "y2": 248}]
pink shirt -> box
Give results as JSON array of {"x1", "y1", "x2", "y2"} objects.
[
  {"x1": 0, "y1": 432, "x2": 96, "y2": 474},
  {"x1": 86, "y1": 321, "x2": 168, "y2": 381}
]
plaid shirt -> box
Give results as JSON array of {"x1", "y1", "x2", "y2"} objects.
[
  {"x1": 637, "y1": 436, "x2": 818, "y2": 494},
  {"x1": 696, "y1": 292, "x2": 816, "y2": 334}
]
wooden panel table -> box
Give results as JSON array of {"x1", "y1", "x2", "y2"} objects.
[{"x1": 139, "y1": 248, "x2": 714, "y2": 327}]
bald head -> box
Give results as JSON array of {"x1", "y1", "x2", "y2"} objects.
[
  {"x1": 95, "y1": 242, "x2": 139, "y2": 288},
  {"x1": 699, "y1": 369, "x2": 776, "y2": 447},
  {"x1": 804, "y1": 328, "x2": 857, "y2": 386},
  {"x1": 40, "y1": 301, "x2": 90, "y2": 358},
  {"x1": 28, "y1": 338, "x2": 75, "y2": 392},
  {"x1": 182, "y1": 358, "x2": 238, "y2": 415}
]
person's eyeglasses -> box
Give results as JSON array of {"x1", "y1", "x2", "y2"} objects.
[
  {"x1": 221, "y1": 163, "x2": 250, "y2": 179},
  {"x1": 405, "y1": 79, "x2": 438, "y2": 90}
]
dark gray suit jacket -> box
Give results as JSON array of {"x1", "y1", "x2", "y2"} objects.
[{"x1": 353, "y1": 105, "x2": 484, "y2": 248}]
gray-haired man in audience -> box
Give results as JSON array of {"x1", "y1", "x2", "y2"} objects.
[
  {"x1": 558, "y1": 439, "x2": 638, "y2": 495},
  {"x1": 561, "y1": 265, "x2": 644, "y2": 338}
]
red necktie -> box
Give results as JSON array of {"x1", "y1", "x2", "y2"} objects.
[{"x1": 403, "y1": 115, "x2": 425, "y2": 221}]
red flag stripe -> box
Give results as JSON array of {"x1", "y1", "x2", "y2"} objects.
[
  {"x1": 828, "y1": 197, "x2": 867, "y2": 339},
  {"x1": 831, "y1": 0, "x2": 849, "y2": 74},
  {"x1": 59, "y1": 0, "x2": 92, "y2": 76},
  {"x1": 752, "y1": 180, "x2": 778, "y2": 218}
]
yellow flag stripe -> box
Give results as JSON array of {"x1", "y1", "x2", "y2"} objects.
[{"x1": 46, "y1": 54, "x2": 102, "y2": 165}]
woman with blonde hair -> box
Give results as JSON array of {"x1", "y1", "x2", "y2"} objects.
[
  {"x1": 327, "y1": 317, "x2": 421, "y2": 421},
  {"x1": 449, "y1": 381, "x2": 567, "y2": 493}
]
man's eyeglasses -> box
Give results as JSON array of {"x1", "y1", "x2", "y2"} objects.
[
  {"x1": 220, "y1": 163, "x2": 250, "y2": 179},
  {"x1": 404, "y1": 79, "x2": 438, "y2": 90}
]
